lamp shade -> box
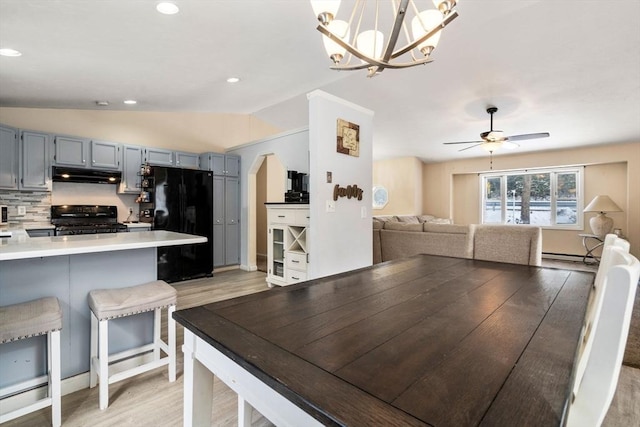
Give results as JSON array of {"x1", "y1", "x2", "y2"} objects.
[
  {"x1": 583, "y1": 195, "x2": 622, "y2": 213},
  {"x1": 411, "y1": 10, "x2": 443, "y2": 56},
  {"x1": 322, "y1": 19, "x2": 350, "y2": 63}
]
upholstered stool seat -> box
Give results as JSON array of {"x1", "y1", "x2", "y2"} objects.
[
  {"x1": 0, "y1": 297, "x2": 62, "y2": 426},
  {"x1": 88, "y1": 280, "x2": 177, "y2": 410}
]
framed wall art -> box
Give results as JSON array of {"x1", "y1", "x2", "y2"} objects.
[{"x1": 337, "y1": 118, "x2": 360, "y2": 157}]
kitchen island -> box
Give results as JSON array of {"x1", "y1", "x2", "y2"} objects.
[{"x1": 0, "y1": 231, "x2": 207, "y2": 390}]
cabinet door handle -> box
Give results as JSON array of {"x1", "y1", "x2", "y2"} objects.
[
  {"x1": 291, "y1": 276, "x2": 300, "y2": 280},
  {"x1": 291, "y1": 260, "x2": 299, "y2": 263},
  {"x1": 277, "y1": 215, "x2": 285, "y2": 218}
]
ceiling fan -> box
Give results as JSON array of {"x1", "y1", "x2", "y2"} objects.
[{"x1": 444, "y1": 107, "x2": 550, "y2": 152}]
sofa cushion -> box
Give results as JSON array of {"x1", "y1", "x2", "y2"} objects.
[
  {"x1": 373, "y1": 220, "x2": 384, "y2": 230},
  {"x1": 423, "y1": 223, "x2": 470, "y2": 234},
  {"x1": 396, "y1": 215, "x2": 420, "y2": 224},
  {"x1": 384, "y1": 222, "x2": 424, "y2": 232},
  {"x1": 473, "y1": 225, "x2": 542, "y2": 266},
  {"x1": 418, "y1": 214, "x2": 435, "y2": 223},
  {"x1": 380, "y1": 229, "x2": 473, "y2": 260},
  {"x1": 424, "y1": 217, "x2": 453, "y2": 224}
]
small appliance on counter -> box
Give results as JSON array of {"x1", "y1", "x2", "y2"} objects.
[
  {"x1": 51, "y1": 205, "x2": 128, "y2": 235},
  {"x1": 284, "y1": 170, "x2": 309, "y2": 203},
  {"x1": 0, "y1": 205, "x2": 8, "y2": 226}
]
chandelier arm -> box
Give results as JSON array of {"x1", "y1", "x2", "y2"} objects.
[
  {"x1": 390, "y1": 10, "x2": 458, "y2": 59},
  {"x1": 381, "y1": 0, "x2": 411, "y2": 63},
  {"x1": 330, "y1": 57, "x2": 433, "y2": 71}
]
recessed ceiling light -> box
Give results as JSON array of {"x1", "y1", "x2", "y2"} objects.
[
  {"x1": 123, "y1": 99, "x2": 137, "y2": 105},
  {"x1": 0, "y1": 48, "x2": 22, "y2": 57},
  {"x1": 156, "y1": 2, "x2": 179, "y2": 15},
  {"x1": 226, "y1": 77, "x2": 240, "y2": 83}
]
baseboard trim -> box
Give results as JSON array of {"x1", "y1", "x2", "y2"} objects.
[{"x1": 543, "y1": 253, "x2": 589, "y2": 263}]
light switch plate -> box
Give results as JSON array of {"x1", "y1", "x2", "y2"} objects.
[
  {"x1": 326, "y1": 200, "x2": 336, "y2": 213},
  {"x1": 17, "y1": 206, "x2": 26, "y2": 216},
  {"x1": 326, "y1": 171, "x2": 332, "y2": 183}
]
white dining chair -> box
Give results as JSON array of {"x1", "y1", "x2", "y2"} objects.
[
  {"x1": 572, "y1": 235, "x2": 630, "y2": 396},
  {"x1": 566, "y1": 247, "x2": 640, "y2": 427}
]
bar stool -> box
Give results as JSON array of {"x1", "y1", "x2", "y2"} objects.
[
  {"x1": 88, "y1": 280, "x2": 177, "y2": 410},
  {"x1": 0, "y1": 297, "x2": 62, "y2": 426}
]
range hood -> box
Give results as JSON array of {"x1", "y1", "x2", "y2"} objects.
[{"x1": 52, "y1": 166, "x2": 122, "y2": 184}]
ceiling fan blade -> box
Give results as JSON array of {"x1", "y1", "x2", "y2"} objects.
[
  {"x1": 443, "y1": 140, "x2": 484, "y2": 145},
  {"x1": 459, "y1": 143, "x2": 484, "y2": 152},
  {"x1": 507, "y1": 132, "x2": 550, "y2": 141}
]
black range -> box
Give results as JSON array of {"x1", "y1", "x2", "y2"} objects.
[{"x1": 51, "y1": 205, "x2": 128, "y2": 236}]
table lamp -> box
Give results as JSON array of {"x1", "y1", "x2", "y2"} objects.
[{"x1": 583, "y1": 195, "x2": 622, "y2": 238}]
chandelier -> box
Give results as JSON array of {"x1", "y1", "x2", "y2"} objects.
[{"x1": 310, "y1": 0, "x2": 459, "y2": 77}]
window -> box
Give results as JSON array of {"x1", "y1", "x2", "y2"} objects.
[{"x1": 480, "y1": 167, "x2": 583, "y2": 229}]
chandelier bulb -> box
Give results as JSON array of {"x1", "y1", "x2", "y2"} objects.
[
  {"x1": 433, "y1": 0, "x2": 457, "y2": 15},
  {"x1": 330, "y1": 53, "x2": 344, "y2": 64},
  {"x1": 317, "y1": 12, "x2": 335, "y2": 26}
]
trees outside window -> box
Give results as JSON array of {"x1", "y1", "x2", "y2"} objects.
[{"x1": 481, "y1": 167, "x2": 582, "y2": 229}]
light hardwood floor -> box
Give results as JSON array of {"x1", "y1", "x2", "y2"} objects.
[{"x1": 4, "y1": 267, "x2": 639, "y2": 426}]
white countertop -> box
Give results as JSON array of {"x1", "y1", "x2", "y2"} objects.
[{"x1": 0, "y1": 230, "x2": 207, "y2": 261}]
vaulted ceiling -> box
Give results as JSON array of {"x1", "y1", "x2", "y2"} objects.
[{"x1": 1, "y1": 1, "x2": 639, "y2": 161}]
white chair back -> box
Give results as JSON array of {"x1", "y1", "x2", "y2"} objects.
[
  {"x1": 572, "y1": 234, "x2": 630, "y2": 397},
  {"x1": 566, "y1": 247, "x2": 640, "y2": 427}
]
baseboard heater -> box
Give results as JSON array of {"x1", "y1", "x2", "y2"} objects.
[{"x1": 543, "y1": 252, "x2": 588, "y2": 263}]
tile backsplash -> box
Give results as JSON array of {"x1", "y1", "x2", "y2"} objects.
[
  {"x1": 1, "y1": 183, "x2": 138, "y2": 226},
  {"x1": 0, "y1": 190, "x2": 52, "y2": 225}
]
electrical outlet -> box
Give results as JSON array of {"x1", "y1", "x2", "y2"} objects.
[{"x1": 17, "y1": 206, "x2": 26, "y2": 216}]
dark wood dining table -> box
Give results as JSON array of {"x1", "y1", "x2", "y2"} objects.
[{"x1": 174, "y1": 254, "x2": 593, "y2": 427}]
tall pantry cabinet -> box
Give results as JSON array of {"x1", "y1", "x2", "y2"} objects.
[{"x1": 200, "y1": 153, "x2": 240, "y2": 267}]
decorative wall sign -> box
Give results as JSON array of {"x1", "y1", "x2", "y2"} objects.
[
  {"x1": 333, "y1": 184, "x2": 363, "y2": 201},
  {"x1": 337, "y1": 118, "x2": 360, "y2": 157}
]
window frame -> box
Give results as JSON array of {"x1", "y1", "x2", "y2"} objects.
[{"x1": 479, "y1": 166, "x2": 584, "y2": 230}]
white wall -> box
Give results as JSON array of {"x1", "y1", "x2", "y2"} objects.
[
  {"x1": 226, "y1": 128, "x2": 310, "y2": 270},
  {"x1": 308, "y1": 90, "x2": 374, "y2": 278}
]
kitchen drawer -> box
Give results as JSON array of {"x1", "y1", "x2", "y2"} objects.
[
  {"x1": 295, "y1": 210, "x2": 310, "y2": 226},
  {"x1": 286, "y1": 251, "x2": 307, "y2": 271},
  {"x1": 269, "y1": 209, "x2": 295, "y2": 224},
  {"x1": 286, "y1": 270, "x2": 307, "y2": 284}
]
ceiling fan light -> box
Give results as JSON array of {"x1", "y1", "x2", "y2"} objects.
[
  {"x1": 482, "y1": 141, "x2": 503, "y2": 152},
  {"x1": 502, "y1": 141, "x2": 519, "y2": 149},
  {"x1": 310, "y1": 0, "x2": 341, "y2": 25},
  {"x1": 411, "y1": 10, "x2": 443, "y2": 56},
  {"x1": 357, "y1": 30, "x2": 384, "y2": 61},
  {"x1": 322, "y1": 20, "x2": 350, "y2": 64}
]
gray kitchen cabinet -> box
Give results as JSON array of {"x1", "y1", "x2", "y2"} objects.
[
  {"x1": 174, "y1": 151, "x2": 199, "y2": 169},
  {"x1": 53, "y1": 135, "x2": 89, "y2": 167},
  {"x1": 199, "y1": 153, "x2": 240, "y2": 176},
  {"x1": 91, "y1": 140, "x2": 121, "y2": 170},
  {"x1": 224, "y1": 176, "x2": 240, "y2": 265},
  {"x1": 212, "y1": 175, "x2": 240, "y2": 267},
  {"x1": 119, "y1": 145, "x2": 143, "y2": 194},
  {"x1": 201, "y1": 152, "x2": 241, "y2": 267},
  {"x1": 20, "y1": 130, "x2": 51, "y2": 190},
  {"x1": 143, "y1": 147, "x2": 174, "y2": 166},
  {"x1": 0, "y1": 125, "x2": 19, "y2": 190}
]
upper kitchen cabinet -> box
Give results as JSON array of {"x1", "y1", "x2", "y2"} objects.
[
  {"x1": 174, "y1": 151, "x2": 199, "y2": 169},
  {"x1": 200, "y1": 153, "x2": 240, "y2": 176},
  {"x1": 119, "y1": 145, "x2": 143, "y2": 194},
  {"x1": 53, "y1": 136, "x2": 121, "y2": 170},
  {"x1": 0, "y1": 125, "x2": 19, "y2": 189},
  {"x1": 53, "y1": 135, "x2": 89, "y2": 167},
  {"x1": 90, "y1": 140, "x2": 121, "y2": 170},
  {"x1": 143, "y1": 147, "x2": 174, "y2": 166},
  {"x1": 20, "y1": 131, "x2": 51, "y2": 191}
]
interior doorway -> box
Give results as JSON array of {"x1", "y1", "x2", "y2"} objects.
[{"x1": 250, "y1": 154, "x2": 286, "y2": 273}]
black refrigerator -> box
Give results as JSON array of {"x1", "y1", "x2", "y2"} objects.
[{"x1": 140, "y1": 166, "x2": 213, "y2": 283}]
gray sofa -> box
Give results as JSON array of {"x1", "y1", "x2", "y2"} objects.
[{"x1": 373, "y1": 216, "x2": 542, "y2": 266}]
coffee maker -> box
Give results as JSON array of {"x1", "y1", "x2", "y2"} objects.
[{"x1": 285, "y1": 170, "x2": 309, "y2": 203}]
